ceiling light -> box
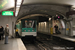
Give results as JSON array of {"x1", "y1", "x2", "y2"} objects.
[
  {"x1": 15, "y1": 11, "x2": 18, "y2": 13},
  {"x1": 44, "y1": 22, "x2": 46, "y2": 24},
  {"x1": 17, "y1": 0, "x2": 22, "y2": 3},
  {"x1": 16, "y1": 7, "x2": 20, "y2": 11},
  {"x1": 72, "y1": 6, "x2": 75, "y2": 8},
  {"x1": 15, "y1": 11, "x2": 19, "y2": 16},
  {"x1": 15, "y1": 0, "x2": 23, "y2": 17},
  {"x1": 15, "y1": 12, "x2": 18, "y2": 16},
  {"x1": 16, "y1": 3, "x2": 21, "y2": 5},
  {"x1": 16, "y1": 6, "x2": 20, "y2": 7},
  {"x1": 49, "y1": 18, "x2": 51, "y2": 21},
  {"x1": 16, "y1": 0, "x2": 22, "y2": 5}
]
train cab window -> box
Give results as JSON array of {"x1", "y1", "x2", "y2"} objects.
[
  {"x1": 22, "y1": 20, "x2": 36, "y2": 28},
  {"x1": 24, "y1": 20, "x2": 32, "y2": 28}
]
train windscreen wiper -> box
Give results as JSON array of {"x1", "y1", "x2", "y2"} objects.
[{"x1": 31, "y1": 21, "x2": 34, "y2": 28}]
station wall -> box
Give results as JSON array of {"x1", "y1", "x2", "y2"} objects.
[
  {"x1": 0, "y1": 15, "x2": 17, "y2": 37},
  {"x1": 69, "y1": 15, "x2": 75, "y2": 36},
  {"x1": 38, "y1": 22, "x2": 49, "y2": 34},
  {"x1": 38, "y1": 19, "x2": 64, "y2": 35}
]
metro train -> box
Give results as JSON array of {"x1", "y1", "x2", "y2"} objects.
[{"x1": 16, "y1": 19, "x2": 37, "y2": 37}]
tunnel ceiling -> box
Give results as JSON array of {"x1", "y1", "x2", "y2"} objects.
[
  {"x1": 18, "y1": 14, "x2": 49, "y2": 20},
  {"x1": 0, "y1": 4, "x2": 69, "y2": 21},
  {"x1": 0, "y1": 0, "x2": 75, "y2": 11},
  {"x1": 23, "y1": 0, "x2": 75, "y2": 6},
  {"x1": 18, "y1": 14, "x2": 49, "y2": 22},
  {"x1": 17, "y1": 4, "x2": 69, "y2": 20}
]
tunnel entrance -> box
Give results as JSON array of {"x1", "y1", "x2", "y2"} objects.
[
  {"x1": 15, "y1": 14, "x2": 50, "y2": 37},
  {"x1": 15, "y1": 13, "x2": 68, "y2": 38}
]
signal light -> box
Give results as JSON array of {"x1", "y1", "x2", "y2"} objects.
[
  {"x1": 54, "y1": 15, "x2": 64, "y2": 20},
  {"x1": 58, "y1": 16, "x2": 60, "y2": 18}
]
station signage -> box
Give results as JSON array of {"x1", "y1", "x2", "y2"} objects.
[{"x1": 2, "y1": 11, "x2": 14, "y2": 16}]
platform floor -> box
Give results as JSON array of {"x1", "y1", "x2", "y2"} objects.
[
  {"x1": 38, "y1": 31, "x2": 75, "y2": 42},
  {"x1": 0, "y1": 38, "x2": 27, "y2": 50},
  {"x1": 53, "y1": 34, "x2": 75, "y2": 42}
]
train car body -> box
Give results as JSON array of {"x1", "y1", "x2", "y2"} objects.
[{"x1": 21, "y1": 19, "x2": 37, "y2": 37}]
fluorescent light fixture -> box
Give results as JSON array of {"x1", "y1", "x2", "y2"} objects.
[
  {"x1": 15, "y1": 11, "x2": 19, "y2": 16},
  {"x1": 15, "y1": 14, "x2": 17, "y2": 16},
  {"x1": 15, "y1": 11, "x2": 18, "y2": 13},
  {"x1": 15, "y1": 7, "x2": 20, "y2": 16},
  {"x1": 16, "y1": 0, "x2": 22, "y2": 5},
  {"x1": 71, "y1": 6, "x2": 75, "y2": 10},
  {"x1": 44, "y1": 22, "x2": 46, "y2": 23},
  {"x1": 16, "y1": 7, "x2": 20, "y2": 11},
  {"x1": 44, "y1": 22, "x2": 46, "y2": 26},
  {"x1": 17, "y1": 0, "x2": 22, "y2": 3},
  {"x1": 49, "y1": 18, "x2": 51, "y2": 21},
  {"x1": 72, "y1": 5, "x2": 75, "y2": 8},
  {"x1": 15, "y1": 0, "x2": 23, "y2": 17},
  {"x1": 16, "y1": 5, "x2": 20, "y2": 7},
  {"x1": 16, "y1": 2, "x2": 21, "y2": 5},
  {"x1": 56, "y1": 14, "x2": 58, "y2": 16},
  {"x1": 15, "y1": 12, "x2": 18, "y2": 16}
]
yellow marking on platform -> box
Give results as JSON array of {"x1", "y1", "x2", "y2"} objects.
[
  {"x1": 50, "y1": 28, "x2": 53, "y2": 34},
  {"x1": 66, "y1": 28, "x2": 69, "y2": 30}
]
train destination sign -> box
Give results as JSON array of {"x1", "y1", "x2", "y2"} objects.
[{"x1": 2, "y1": 11, "x2": 14, "y2": 16}]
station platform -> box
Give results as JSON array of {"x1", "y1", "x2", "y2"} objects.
[
  {"x1": 53, "y1": 34, "x2": 75, "y2": 42},
  {"x1": 38, "y1": 31, "x2": 75, "y2": 42},
  {"x1": 52, "y1": 34, "x2": 75, "y2": 47},
  {"x1": 0, "y1": 38, "x2": 27, "y2": 50}
]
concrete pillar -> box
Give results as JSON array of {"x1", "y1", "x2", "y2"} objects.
[
  {"x1": 69, "y1": 15, "x2": 75, "y2": 36},
  {"x1": 66, "y1": 11, "x2": 75, "y2": 36}
]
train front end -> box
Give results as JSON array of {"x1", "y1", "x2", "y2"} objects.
[{"x1": 21, "y1": 19, "x2": 37, "y2": 37}]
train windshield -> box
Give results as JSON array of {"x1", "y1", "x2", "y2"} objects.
[{"x1": 22, "y1": 20, "x2": 36, "y2": 28}]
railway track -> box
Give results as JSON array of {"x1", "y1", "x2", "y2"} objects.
[
  {"x1": 35, "y1": 37, "x2": 67, "y2": 50},
  {"x1": 21, "y1": 36, "x2": 74, "y2": 50}
]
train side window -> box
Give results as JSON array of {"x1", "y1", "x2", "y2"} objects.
[{"x1": 22, "y1": 21, "x2": 25, "y2": 28}]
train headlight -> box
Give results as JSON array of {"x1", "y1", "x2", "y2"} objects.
[
  {"x1": 32, "y1": 30, "x2": 34, "y2": 31},
  {"x1": 24, "y1": 30, "x2": 26, "y2": 31}
]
